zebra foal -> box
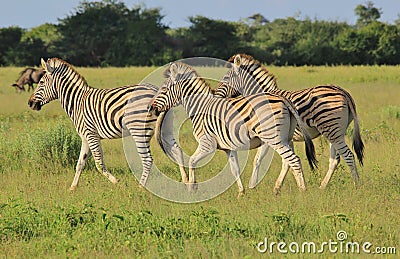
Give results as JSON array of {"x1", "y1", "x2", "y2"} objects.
[
  {"x1": 150, "y1": 62, "x2": 317, "y2": 196},
  {"x1": 215, "y1": 54, "x2": 364, "y2": 189},
  {"x1": 28, "y1": 58, "x2": 187, "y2": 190}
]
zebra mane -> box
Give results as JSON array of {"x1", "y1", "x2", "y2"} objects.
[
  {"x1": 46, "y1": 58, "x2": 89, "y2": 87},
  {"x1": 228, "y1": 54, "x2": 279, "y2": 90},
  {"x1": 164, "y1": 62, "x2": 211, "y2": 88}
]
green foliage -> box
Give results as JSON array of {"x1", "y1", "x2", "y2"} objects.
[
  {"x1": 355, "y1": 1, "x2": 382, "y2": 27},
  {"x1": 26, "y1": 121, "x2": 82, "y2": 167},
  {"x1": 22, "y1": 23, "x2": 60, "y2": 57},
  {"x1": 0, "y1": 119, "x2": 82, "y2": 172},
  {"x1": 57, "y1": 1, "x2": 171, "y2": 66},
  {"x1": 0, "y1": 27, "x2": 24, "y2": 65},
  {"x1": 383, "y1": 105, "x2": 400, "y2": 119},
  {"x1": 184, "y1": 16, "x2": 242, "y2": 59}
]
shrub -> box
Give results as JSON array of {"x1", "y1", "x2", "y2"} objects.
[{"x1": 25, "y1": 120, "x2": 82, "y2": 168}]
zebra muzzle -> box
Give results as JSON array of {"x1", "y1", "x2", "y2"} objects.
[
  {"x1": 28, "y1": 99, "x2": 42, "y2": 111},
  {"x1": 147, "y1": 103, "x2": 161, "y2": 116}
]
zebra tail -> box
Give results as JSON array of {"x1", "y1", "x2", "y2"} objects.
[
  {"x1": 154, "y1": 111, "x2": 169, "y2": 156},
  {"x1": 281, "y1": 96, "x2": 318, "y2": 170},
  {"x1": 335, "y1": 86, "x2": 364, "y2": 166},
  {"x1": 154, "y1": 110, "x2": 179, "y2": 161},
  {"x1": 352, "y1": 114, "x2": 364, "y2": 166}
]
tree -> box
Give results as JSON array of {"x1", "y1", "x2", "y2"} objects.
[
  {"x1": 355, "y1": 1, "x2": 382, "y2": 26},
  {"x1": 4, "y1": 37, "x2": 47, "y2": 66},
  {"x1": 56, "y1": 0, "x2": 171, "y2": 66},
  {"x1": 56, "y1": 0, "x2": 129, "y2": 66},
  {"x1": 246, "y1": 13, "x2": 269, "y2": 27},
  {"x1": 395, "y1": 14, "x2": 400, "y2": 27},
  {"x1": 184, "y1": 16, "x2": 241, "y2": 59},
  {"x1": 106, "y1": 6, "x2": 172, "y2": 66},
  {"x1": 23, "y1": 23, "x2": 60, "y2": 58},
  {"x1": 0, "y1": 27, "x2": 23, "y2": 65},
  {"x1": 0, "y1": 26, "x2": 49, "y2": 66}
]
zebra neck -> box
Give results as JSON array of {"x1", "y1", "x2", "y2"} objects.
[
  {"x1": 58, "y1": 81, "x2": 93, "y2": 120},
  {"x1": 181, "y1": 81, "x2": 213, "y2": 117}
]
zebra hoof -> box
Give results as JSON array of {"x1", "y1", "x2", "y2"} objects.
[
  {"x1": 273, "y1": 187, "x2": 281, "y2": 195},
  {"x1": 186, "y1": 182, "x2": 198, "y2": 193},
  {"x1": 109, "y1": 176, "x2": 119, "y2": 184},
  {"x1": 299, "y1": 186, "x2": 306, "y2": 192},
  {"x1": 248, "y1": 180, "x2": 257, "y2": 189},
  {"x1": 237, "y1": 191, "x2": 245, "y2": 198},
  {"x1": 354, "y1": 180, "x2": 362, "y2": 189}
]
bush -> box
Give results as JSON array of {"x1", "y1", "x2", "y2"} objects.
[{"x1": 25, "y1": 121, "x2": 82, "y2": 168}]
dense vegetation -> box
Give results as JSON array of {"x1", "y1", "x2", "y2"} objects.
[{"x1": 1, "y1": 0, "x2": 400, "y2": 66}]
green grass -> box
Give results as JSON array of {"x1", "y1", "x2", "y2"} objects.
[{"x1": 0, "y1": 66, "x2": 399, "y2": 258}]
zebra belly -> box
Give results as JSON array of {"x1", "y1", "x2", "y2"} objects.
[
  {"x1": 210, "y1": 123, "x2": 258, "y2": 151},
  {"x1": 292, "y1": 126, "x2": 320, "y2": 142}
]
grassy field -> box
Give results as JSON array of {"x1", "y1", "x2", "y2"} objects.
[{"x1": 0, "y1": 65, "x2": 399, "y2": 258}]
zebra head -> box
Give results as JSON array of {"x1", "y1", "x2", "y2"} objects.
[
  {"x1": 220, "y1": 54, "x2": 278, "y2": 97},
  {"x1": 218, "y1": 54, "x2": 253, "y2": 96},
  {"x1": 150, "y1": 62, "x2": 189, "y2": 113},
  {"x1": 213, "y1": 81, "x2": 241, "y2": 98},
  {"x1": 28, "y1": 58, "x2": 58, "y2": 111}
]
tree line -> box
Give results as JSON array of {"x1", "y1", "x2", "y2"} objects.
[{"x1": 1, "y1": 0, "x2": 399, "y2": 67}]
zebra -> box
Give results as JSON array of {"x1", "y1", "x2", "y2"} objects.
[
  {"x1": 150, "y1": 62, "x2": 318, "y2": 196},
  {"x1": 215, "y1": 53, "x2": 364, "y2": 189},
  {"x1": 28, "y1": 58, "x2": 187, "y2": 190}
]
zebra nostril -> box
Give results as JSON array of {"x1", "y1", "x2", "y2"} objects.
[{"x1": 28, "y1": 99, "x2": 41, "y2": 110}]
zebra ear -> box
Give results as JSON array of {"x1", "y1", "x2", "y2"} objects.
[
  {"x1": 169, "y1": 63, "x2": 179, "y2": 82},
  {"x1": 233, "y1": 55, "x2": 241, "y2": 74},
  {"x1": 41, "y1": 58, "x2": 54, "y2": 73},
  {"x1": 234, "y1": 55, "x2": 241, "y2": 67}
]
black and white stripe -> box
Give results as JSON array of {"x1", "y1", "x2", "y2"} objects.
[{"x1": 28, "y1": 58, "x2": 187, "y2": 190}]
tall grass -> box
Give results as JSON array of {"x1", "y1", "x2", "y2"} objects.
[
  {"x1": 0, "y1": 118, "x2": 82, "y2": 173},
  {"x1": 25, "y1": 120, "x2": 82, "y2": 167}
]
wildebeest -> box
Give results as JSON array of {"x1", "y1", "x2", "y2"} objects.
[{"x1": 12, "y1": 68, "x2": 45, "y2": 92}]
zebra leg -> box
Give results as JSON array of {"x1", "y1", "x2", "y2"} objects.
[
  {"x1": 226, "y1": 150, "x2": 244, "y2": 196},
  {"x1": 188, "y1": 136, "x2": 217, "y2": 192},
  {"x1": 70, "y1": 137, "x2": 91, "y2": 190},
  {"x1": 271, "y1": 142, "x2": 306, "y2": 193},
  {"x1": 273, "y1": 141, "x2": 294, "y2": 195},
  {"x1": 320, "y1": 143, "x2": 340, "y2": 189},
  {"x1": 159, "y1": 110, "x2": 188, "y2": 183},
  {"x1": 170, "y1": 143, "x2": 188, "y2": 183},
  {"x1": 331, "y1": 138, "x2": 360, "y2": 188},
  {"x1": 249, "y1": 144, "x2": 270, "y2": 189},
  {"x1": 132, "y1": 136, "x2": 153, "y2": 187},
  {"x1": 87, "y1": 134, "x2": 119, "y2": 184},
  {"x1": 273, "y1": 159, "x2": 290, "y2": 195}
]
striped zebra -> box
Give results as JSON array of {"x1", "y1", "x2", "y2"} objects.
[
  {"x1": 150, "y1": 62, "x2": 317, "y2": 196},
  {"x1": 28, "y1": 58, "x2": 187, "y2": 190},
  {"x1": 215, "y1": 54, "x2": 364, "y2": 189}
]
